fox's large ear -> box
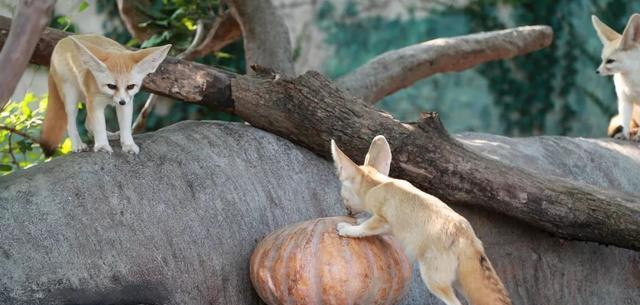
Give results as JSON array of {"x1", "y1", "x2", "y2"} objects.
[
  {"x1": 132, "y1": 44, "x2": 172, "y2": 77},
  {"x1": 363, "y1": 135, "x2": 391, "y2": 175},
  {"x1": 331, "y1": 140, "x2": 359, "y2": 180},
  {"x1": 70, "y1": 37, "x2": 109, "y2": 77},
  {"x1": 621, "y1": 14, "x2": 640, "y2": 50},
  {"x1": 592, "y1": 15, "x2": 621, "y2": 45}
]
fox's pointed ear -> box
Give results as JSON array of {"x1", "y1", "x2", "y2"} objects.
[
  {"x1": 621, "y1": 14, "x2": 640, "y2": 50},
  {"x1": 363, "y1": 135, "x2": 391, "y2": 175},
  {"x1": 331, "y1": 139, "x2": 359, "y2": 180},
  {"x1": 592, "y1": 15, "x2": 620, "y2": 44},
  {"x1": 70, "y1": 37, "x2": 109, "y2": 76},
  {"x1": 132, "y1": 44, "x2": 172, "y2": 77}
]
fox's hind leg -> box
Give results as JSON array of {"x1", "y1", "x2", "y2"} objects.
[
  {"x1": 61, "y1": 85, "x2": 88, "y2": 152},
  {"x1": 418, "y1": 253, "x2": 462, "y2": 305}
]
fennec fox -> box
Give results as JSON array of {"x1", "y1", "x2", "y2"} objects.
[
  {"x1": 593, "y1": 14, "x2": 640, "y2": 140},
  {"x1": 331, "y1": 136, "x2": 511, "y2": 305},
  {"x1": 41, "y1": 34, "x2": 171, "y2": 156}
]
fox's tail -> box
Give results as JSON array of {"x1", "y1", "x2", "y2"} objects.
[
  {"x1": 457, "y1": 239, "x2": 512, "y2": 305},
  {"x1": 40, "y1": 72, "x2": 67, "y2": 157}
]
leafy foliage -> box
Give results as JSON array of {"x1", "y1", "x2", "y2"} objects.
[{"x1": 0, "y1": 94, "x2": 71, "y2": 175}]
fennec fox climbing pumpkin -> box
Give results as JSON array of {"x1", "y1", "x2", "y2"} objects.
[
  {"x1": 41, "y1": 34, "x2": 171, "y2": 156},
  {"x1": 331, "y1": 136, "x2": 511, "y2": 305}
]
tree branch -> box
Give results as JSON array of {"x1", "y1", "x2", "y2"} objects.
[
  {"x1": 0, "y1": 0, "x2": 55, "y2": 110},
  {"x1": 336, "y1": 25, "x2": 553, "y2": 104},
  {"x1": 226, "y1": 0, "x2": 294, "y2": 76},
  {"x1": 0, "y1": 124, "x2": 43, "y2": 147}
]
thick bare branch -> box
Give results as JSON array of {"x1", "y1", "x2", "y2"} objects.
[
  {"x1": 0, "y1": 0, "x2": 55, "y2": 110},
  {"x1": 226, "y1": 0, "x2": 294, "y2": 76},
  {"x1": 336, "y1": 25, "x2": 553, "y2": 104}
]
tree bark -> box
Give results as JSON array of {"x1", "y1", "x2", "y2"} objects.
[
  {"x1": 0, "y1": 0, "x2": 55, "y2": 110},
  {"x1": 1, "y1": 17, "x2": 639, "y2": 250},
  {"x1": 336, "y1": 26, "x2": 553, "y2": 104}
]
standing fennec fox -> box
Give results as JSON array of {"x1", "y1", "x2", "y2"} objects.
[
  {"x1": 593, "y1": 14, "x2": 640, "y2": 140},
  {"x1": 41, "y1": 34, "x2": 171, "y2": 156},
  {"x1": 331, "y1": 136, "x2": 511, "y2": 305}
]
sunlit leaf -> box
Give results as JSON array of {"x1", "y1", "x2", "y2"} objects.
[
  {"x1": 78, "y1": 1, "x2": 89, "y2": 12},
  {"x1": 215, "y1": 52, "x2": 232, "y2": 59},
  {"x1": 181, "y1": 17, "x2": 196, "y2": 31},
  {"x1": 60, "y1": 138, "x2": 72, "y2": 154}
]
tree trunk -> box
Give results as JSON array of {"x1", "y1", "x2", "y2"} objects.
[{"x1": 0, "y1": 0, "x2": 55, "y2": 110}]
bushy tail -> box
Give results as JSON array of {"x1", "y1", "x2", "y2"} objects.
[
  {"x1": 40, "y1": 73, "x2": 67, "y2": 157},
  {"x1": 457, "y1": 241, "x2": 512, "y2": 305}
]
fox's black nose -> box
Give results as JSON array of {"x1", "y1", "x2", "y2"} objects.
[
  {"x1": 119, "y1": 100, "x2": 126, "y2": 105},
  {"x1": 596, "y1": 69, "x2": 600, "y2": 74}
]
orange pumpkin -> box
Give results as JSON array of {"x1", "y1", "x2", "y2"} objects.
[{"x1": 250, "y1": 216, "x2": 412, "y2": 305}]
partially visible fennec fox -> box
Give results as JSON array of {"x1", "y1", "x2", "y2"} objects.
[
  {"x1": 331, "y1": 136, "x2": 511, "y2": 305},
  {"x1": 41, "y1": 34, "x2": 171, "y2": 156},
  {"x1": 593, "y1": 14, "x2": 640, "y2": 140}
]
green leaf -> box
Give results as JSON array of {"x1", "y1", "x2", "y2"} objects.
[
  {"x1": 78, "y1": 1, "x2": 89, "y2": 12},
  {"x1": 140, "y1": 33, "x2": 166, "y2": 48},
  {"x1": 215, "y1": 52, "x2": 232, "y2": 59},
  {"x1": 0, "y1": 164, "x2": 12, "y2": 172}
]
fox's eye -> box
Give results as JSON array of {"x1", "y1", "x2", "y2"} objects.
[
  {"x1": 126, "y1": 84, "x2": 135, "y2": 90},
  {"x1": 106, "y1": 84, "x2": 117, "y2": 90},
  {"x1": 606, "y1": 59, "x2": 616, "y2": 64}
]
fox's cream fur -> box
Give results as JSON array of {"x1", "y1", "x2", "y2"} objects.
[
  {"x1": 41, "y1": 34, "x2": 171, "y2": 156},
  {"x1": 331, "y1": 136, "x2": 511, "y2": 305},
  {"x1": 593, "y1": 14, "x2": 640, "y2": 140}
]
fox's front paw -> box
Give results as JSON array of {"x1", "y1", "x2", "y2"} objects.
[
  {"x1": 72, "y1": 142, "x2": 89, "y2": 152},
  {"x1": 121, "y1": 142, "x2": 139, "y2": 154},
  {"x1": 337, "y1": 222, "x2": 360, "y2": 238},
  {"x1": 94, "y1": 143, "x2": 113, "y2": 154}
]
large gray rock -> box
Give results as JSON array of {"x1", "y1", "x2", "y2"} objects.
[
  {"x1": 457, "y1": 132, "x2": 640, "y2": 193},
  {"x1": 0, "y1": 121, "x2": 638, "y2": 305}
]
